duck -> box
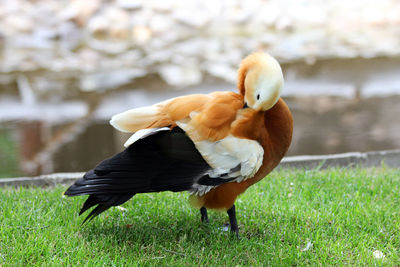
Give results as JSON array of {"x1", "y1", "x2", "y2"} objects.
[{"x1": 64, "y1": 52, "x2": 293, "y2": 236}]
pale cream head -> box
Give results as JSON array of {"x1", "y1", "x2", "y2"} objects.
[{"x1": 237, "y1": 52, "x2": 284, "y2": 111}]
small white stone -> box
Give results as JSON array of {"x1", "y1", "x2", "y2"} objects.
[
  {"x1": 373, "y1": 250, "x2": 385, "y2": 259},
  {"x1": 301, "y1": 241, "x2": 313, "y2": 251}
]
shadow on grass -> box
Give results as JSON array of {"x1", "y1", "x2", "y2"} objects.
[
  {"x1": 80, "y1": 216, "x2": 232, "y2": 245},
  {"x1": 76, "y1": 209, "x2": 316, "y2": 249}
]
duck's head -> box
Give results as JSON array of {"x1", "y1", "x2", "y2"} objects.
[{"x1": 238, "y1": 52, "x2": 284, "y2": 111}]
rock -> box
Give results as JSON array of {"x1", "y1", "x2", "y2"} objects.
[
  {"x1": 2, "y1": 15, "x2": 33, "y2": 33},
  {"x1": 12, "y1": 34, "x2": 54, "y2": 50},
  {"x1": 149, "y1": 14, "x2": 173, "y2": 33},
  {"x1": 59, "y1": 0, "x2": 100, "y2": 26},
  {"x1": 147, "y1": 0, "x2": 176, "y2": 12},
  {"x1": 158, "y1": 64, "x2": 202, "y2": 86},
  {"x1": 132, "y1": 26, "x2": 152, "y2": 45},
  {"x1": 87, "y1": 38, "x2": 129, "y2": 54},
  {"x1": 87, "y1": 15, "x2": 108, "y2": 35},
  {"x1": 104, "y1": 7, "x2": 130, "y2": 39},
  {"x1": 76, "y1": 49, "x2": 102, "y2": 72},
  {"x1": 0, "y1": 0, "x2": 400, "y2": 99},
  {"x1": 80, "y1": 68, "x2": 146, "y2": 91},
  {"x1": 204, "y1": 63, "x2": 237, "y2": 83},
  {"x1": 116, "y1": 0, "x2": 143, "y2": 10},
  {"x1": 275, "y1": 16, "x2": 293, "y2": 31},
  {"x1": 58, "y1": 22, "x2": 83, "y2": 50},
  {"x1": 173, "y1": 8, "x2": 210, "y2": 28},
  {"x1": 173, "y1": 39, "x2": 208, "y2": 56},
  {"x1": 115, "y1": 50, "x2": 142, "y2": 65}
]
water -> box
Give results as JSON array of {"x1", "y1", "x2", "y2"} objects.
[
  {"x1": 2, "y1": 56, "x2": 400, "y2": 175},
  {"x1": 50, "y1": 95, "x2": 400, "y2": 173},
  {"x1": 286, "y1": 95, "x2": 400, "y2": 155}
]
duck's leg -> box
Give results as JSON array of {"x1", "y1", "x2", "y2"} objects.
[
  {"x1": 200, "y1": 207, "x2": 209, "y2": 223},
  {"x1": 227, "y1": 204, "x2": 239, "y2": 237}
]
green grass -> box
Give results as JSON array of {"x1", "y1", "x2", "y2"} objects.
[{"x1": 1, "y1": 167, "x2": 399, "y2": 266}]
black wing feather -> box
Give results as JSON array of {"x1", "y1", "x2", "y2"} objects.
[{"x1": 65, "y1": 127, "x2": 215, "y2": 221}]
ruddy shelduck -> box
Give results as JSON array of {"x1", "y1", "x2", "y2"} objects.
[{"x1": 65, "y1": 52, "x2": 293, "y2": 236}]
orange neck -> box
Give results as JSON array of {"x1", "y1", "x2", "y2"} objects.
[{"x1": 249, "y1": 98, "x2": 293, "y2": 185}]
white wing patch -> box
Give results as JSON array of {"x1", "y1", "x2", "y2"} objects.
[
  {"x1": 177, "y1": 120, "x2": 264, "y2": 196},
  {"x1": 195, "y1": 136, "x2": 263, "y2": 179},
  {"x1": 124, "y1": 127, "x2": 170, "y2": 147}
]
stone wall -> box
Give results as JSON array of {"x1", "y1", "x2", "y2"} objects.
[{"x1": 1, "y1": 0, "x2": 400, "y2": 99}]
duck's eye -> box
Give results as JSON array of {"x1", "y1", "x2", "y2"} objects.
[{"x1": 257, "y1": 94, "x2": 260, "y2": 100}]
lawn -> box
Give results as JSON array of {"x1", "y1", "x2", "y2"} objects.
[{"x1": 1, "y1": 167, "x2": 399, "y2": 266}]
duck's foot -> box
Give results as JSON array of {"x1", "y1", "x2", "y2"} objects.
[
  {"x1": 227, "y1": 205, "x2": 239, "y2": 238},
  {"x1": 200, "y1": 206, "x2": 209, "y2": 223}
]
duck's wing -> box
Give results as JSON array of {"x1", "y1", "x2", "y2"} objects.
[
  {"x1": 109, "y1": 94, "x2": 212, "y2": 133},
  {"x1": 64, "y1": 127, "x2": 211, "y2": 222}
]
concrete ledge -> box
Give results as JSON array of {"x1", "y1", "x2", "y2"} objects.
[
  {"x1": 1, "y1": 149, "x2": 399, "y2": 187},
  {"x1": 280, "y1": 149, "x2": 400, "y2": 169},
  {"x1": 0, "y1": 172, "x2": 84, "y2": 187}
]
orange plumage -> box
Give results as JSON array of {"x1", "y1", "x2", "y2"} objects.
[
  {"x1": 191, "y1": 99, "x2": 293, "y2": 210},
  {"x1": 65, "y1": 52, "x2": 293, "y2": 236}
]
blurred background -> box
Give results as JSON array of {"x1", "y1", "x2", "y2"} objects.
[{"x1": 0, "y1": 0, "x2": 399, "y2": 177}]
